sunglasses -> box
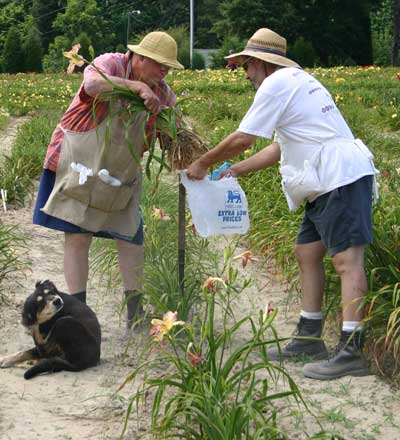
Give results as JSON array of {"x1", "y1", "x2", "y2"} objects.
[{"x1": 242, "y1": 58, "x2": 253, "y2": 71}]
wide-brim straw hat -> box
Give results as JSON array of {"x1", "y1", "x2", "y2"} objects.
[
  {"x1": 128, "y1": 31, "x2": 184, "y2": 70},
  {"x1": 225, "y1": 28, "x2": 299, "y2": 68}
]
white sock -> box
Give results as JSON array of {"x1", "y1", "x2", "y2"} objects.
[
  {"x1": 300, "y1": 310, "x2": 323, "y2": 320},
  {"x1": 342, "y1": 321, "x2": 363, "y2": 332}
]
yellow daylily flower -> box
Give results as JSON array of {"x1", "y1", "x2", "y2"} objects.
[
  {"x1": 64, "y1": 44, "x2": 85, "y2": 74},
  {"x1": 150, "y1": 311, "x2": 185, "y2": 342}
]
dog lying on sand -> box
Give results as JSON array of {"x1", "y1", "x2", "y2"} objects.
[{"x1": 0, "y1": 280, "x2": 101, "y2": 379}]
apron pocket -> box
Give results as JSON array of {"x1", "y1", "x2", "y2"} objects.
[
  {"x1": 60, "y1": 171, "x2": 93, "y2": 205},
  {"x1": 89, "y1": 178, "x2": 134, "y2": 212}
]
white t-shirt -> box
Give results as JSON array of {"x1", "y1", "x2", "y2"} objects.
[{"x1": 238, "y1": 67, "x2": 377, "y2": 209}]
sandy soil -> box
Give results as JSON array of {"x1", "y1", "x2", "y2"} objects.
[{"x1": 0, "y1": 118, "x2": 399, "y2": 440}]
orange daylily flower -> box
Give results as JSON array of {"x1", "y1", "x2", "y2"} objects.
[
  {"x1": 150, "y1": 311, "x2": 185, "y2": 342},
  {"x1": 202, "y1": 276, "x2": 227, "y2": 292},
  {"x1": 64, "y1": 44, "x2": 85, "y2": 74},
  {"x1": 232, "y1": 251, "x2": 258, "y2": 268},
  {"x1": 152, "y1": 207, "x2": 171, "y2": 221},
  {"x1": 187, "y1": 351, "x2": 205, "y2": 367}
]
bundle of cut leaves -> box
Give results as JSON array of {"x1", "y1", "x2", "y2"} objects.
[{"x1": 64, "y1": 44, "x2": 209, "y2": 181}]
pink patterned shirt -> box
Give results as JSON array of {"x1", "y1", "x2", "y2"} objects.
[{"x1": 44, "y1": 52, "x2": 176, "y2": 171}]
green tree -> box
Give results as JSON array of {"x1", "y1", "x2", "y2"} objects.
[
  {"x1": 2, "y1": 27, "x2": 25, "y2": 73},
  {"x1": 52, "y1": 0, "x2": 104, "y2": 52},
  {"x1": 24, "y1": 25, "x2": 43, "y2": 72},
  {"x1": 31, "y1": 0, "x2": 67, "y2": 53},
  {"x1": 371, "y1": 0, "x2": 393, "y2": 65},
  {"x1": 42, "y1": 35, "x2": 70, "y2": 72}
]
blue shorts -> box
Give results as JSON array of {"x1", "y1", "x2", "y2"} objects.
[
  {"x1": 33, "y1": 168, "x2": 144, "y2": 245},
  {"x1": 296, "y1": 176, "x2": 373, "y2": 256}
]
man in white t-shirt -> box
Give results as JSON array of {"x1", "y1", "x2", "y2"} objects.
[{"x1": 187, "y1": 28, "x2": 378, "y2": 380}]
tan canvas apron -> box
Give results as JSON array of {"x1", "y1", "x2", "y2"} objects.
[{"x1": 42, "y1": 110, "x2": 146, "y2": 237}]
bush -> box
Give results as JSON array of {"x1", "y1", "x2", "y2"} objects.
[
  {"x1": 288, "y1": 37, "x2": 318, "y2": 68},
  {"x1": 210, "y1": 35, "x2": 245, "y2": 69},
  {"x1": 43, "y1": 36, "x2": 71, "y2": 72},
  {"x1": 2, "y1": 28, "x2": 25, "y2": 73},
  {"x1": 115, "y1": 43, "x2": 126, "y2": 53}
]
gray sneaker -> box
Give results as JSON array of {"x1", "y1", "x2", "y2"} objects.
[
  {"x1": 303, "y1": 331, "x2": 369, "y2": 380},
  {"x1": 268, "y1": 316, "x2": 328, "y2": 361}
]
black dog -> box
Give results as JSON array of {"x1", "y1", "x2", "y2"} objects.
[{"x1": 0, "y1": 280, "x2": 101, "y2": 379}]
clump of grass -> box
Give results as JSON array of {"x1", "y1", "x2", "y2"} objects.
[
  {"x1": 0, "y1": 223, "x2": 27, "y2": 305},
  {"x1": 0, "y1": 113, "x2": 59, "y2": 206}
]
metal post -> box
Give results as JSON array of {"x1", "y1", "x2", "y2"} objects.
[
  {"x1": 126, "y1": 13, "x2": 131, "y2": 45},
  {"x1": 126, "y1": 10, "x2": 141, "y2": 45},
  {"x1": 178, "y1": 178, "x2": 186, "y2": 297},
  {"x1": 190, "y1": 0, "x2": 194, "y2": 68}
]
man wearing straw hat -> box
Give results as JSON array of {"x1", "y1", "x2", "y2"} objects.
[
  {"x1": 33, "y1": 32, "x2": 183, "y2": 328},
  {"x1": 187, "y1": 28, "x2": 379, "y2": 380}
]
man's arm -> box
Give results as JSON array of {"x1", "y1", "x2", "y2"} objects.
[
  {"x1": 227, "y1": 141, "x2": 281, "y2": 177},
  {"x1": 84, "y1": 73, "x2": 161, "y2": 114},
  {"x1": 186, "y1": 131, "x2": 257, "y2": 179}
]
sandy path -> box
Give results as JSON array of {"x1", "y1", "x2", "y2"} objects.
[{"x1": 0, "y1": 118, "x2": 399, "y2": 439}]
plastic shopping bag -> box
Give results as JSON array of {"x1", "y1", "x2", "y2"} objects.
[{"x1": 179, "y1": 171, "x2": 250, "y2": 238}]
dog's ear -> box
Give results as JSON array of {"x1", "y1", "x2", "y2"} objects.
[{"x1": 37, "y1": 280, "x2": 58, "y2": 294}]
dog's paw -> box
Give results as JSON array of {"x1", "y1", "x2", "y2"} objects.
[{"x1": 0, "y1": 355, "x2": 16, "y2": 368}]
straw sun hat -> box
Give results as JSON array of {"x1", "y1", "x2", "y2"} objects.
[
  {"x1": 128, "y1": 31, "x2": 184, "y2": 70},
  {"x1": 225, "y1": 28, "x2": 299, "y2": 68}
]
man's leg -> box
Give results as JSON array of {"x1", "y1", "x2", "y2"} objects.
[
  {"x1": 303, "y1": 245, "x2": 369, "y2": 379},
  {"x1": 64, "y1": 232, "x2": 93, "y2": 303},
  {"x1": 296, "y1": 241, "x2": 326, "y2": 312},
  {"x1": 116, "y1": 239, "x2": 144, "y2": 327},
  {"x1": 333, "y1": 245, "x2": 366, "y2": 322},
  {"x1": 268, "y1": 240, "x2": 328, "y2": 361}
]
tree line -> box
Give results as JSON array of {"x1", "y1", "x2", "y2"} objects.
[{"x1": 0, "y1": 0, "x2": 399, "y2": 73}]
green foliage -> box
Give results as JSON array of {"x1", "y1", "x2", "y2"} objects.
[
  {"x1": 119, "y1": 249, "x2": 303, "y2": 439},
  {"x1": 210, "y1": 35, "x2": 244, "y2": 69},
  {"x1": 0, "y1": 113, "x2": 59, "y2": 205},
  {"x1": 2, "y1": 27, "x2": 25, "y2": 73},
  {"x1": 43, "y1": 36, "x2": 71, "y2": 72},
  {"x1": 24, "y1": 25, "x2": 43, "y2": 73},
  {"x1": 0, "y1": 224, "x2": 26, "y2": 301},
  {"x1": 371, "y1": 0, "x2": 393, "y2": 65},
  {"x1": 52, "y1": 0, "x2": 104, "y2": 52},
  {"x1": 288, "y1": 37, "x2": 319, "y2": 68}
]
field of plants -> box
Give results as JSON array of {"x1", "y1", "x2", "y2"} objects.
[{"x1": 0, "y1": 66, "x2": 399, "y2": 438}]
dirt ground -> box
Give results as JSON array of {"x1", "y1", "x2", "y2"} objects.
[{"x1": 0, "y1": 119, "x2": 399, "y2": 439}]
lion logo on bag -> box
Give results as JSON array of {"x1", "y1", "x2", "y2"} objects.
[{"x1": 226, "y1": 190, "x2": 241, "y2": 204}]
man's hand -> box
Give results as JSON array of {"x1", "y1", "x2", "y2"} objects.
[
  {"x1": 136, "y1": 83, "x2": 161, "y2": 114},
  {"x1": 217, "y1": 166, "x2": 239, "y2": 179},
  {"x1": 186, "y1": 159, "x2": 209, "y2": 180}
]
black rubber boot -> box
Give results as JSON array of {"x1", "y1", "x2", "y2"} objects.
[
  {"x1": 72, "y1": 291, "x2": 86, "y2": 304},
  {"x1": 303, "y1": 330, "x2": 369, "y2": 380},
  {"x1": 124, "y1": 290, "x2": 144, "y2": 328},
  {"x1": 268, "y1": 316, "x2": 328, "y2": 361}
]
